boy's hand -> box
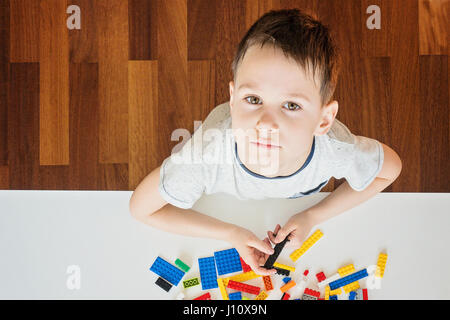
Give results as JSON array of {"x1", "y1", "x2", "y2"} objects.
[
  {"x1": 267, "y1": 211, "x2": 316, "y2": 249},
  {"x1": 228, "y1": 226, "x2": 277, "y2": 276}
]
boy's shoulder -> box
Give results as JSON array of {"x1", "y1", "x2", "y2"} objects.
[{"x1": 325, "y1": 118, "x2": 356, "y2": 145}]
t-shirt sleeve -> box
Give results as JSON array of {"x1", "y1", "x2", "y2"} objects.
[
  {"x1": 344, "y1": 135, "x2": 384, "y2": 191},
  {"x1": 158, "y1": 142, "x2": 206, "y2": 209},
  {"x1": 328, "y1": 119, "x2": 384, "y2": 191}
]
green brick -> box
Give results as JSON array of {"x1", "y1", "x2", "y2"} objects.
[
  {"x1": 183, "y1": 277, "x2": 199, "y2": 289},
  {"x1": 175, "y1": 258, "x2": 190, "y2": 272}
]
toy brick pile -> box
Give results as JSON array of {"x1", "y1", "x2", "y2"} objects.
[{"x1": 149, "y1": 229, "x2": 388, "y2": 300}]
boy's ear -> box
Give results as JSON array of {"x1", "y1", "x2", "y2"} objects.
[
  {"x1": 229, "y1": 80, "x2": 234, "y2": 112},
  {"x1": 314, "y1": 100, "x2": 338, "y2": 136}
]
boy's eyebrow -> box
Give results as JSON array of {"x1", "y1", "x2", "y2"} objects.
[{"x1": 238, "y1": 82, "x2": 311, "y2": 103}]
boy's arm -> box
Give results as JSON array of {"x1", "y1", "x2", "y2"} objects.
[
  {"x1": 134, "y1": 203, "x2": 237, "y2": 241},
  {"x1": 271, "y1": 143, "x2": 402, "y2": 245},
  {"x1": 307, "y1": 142, "x2": 402, "y2": 225}
]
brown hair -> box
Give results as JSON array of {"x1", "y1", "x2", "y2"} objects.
[{"x1": 231, "y1": 8, "x2": 341, "y2": 107}]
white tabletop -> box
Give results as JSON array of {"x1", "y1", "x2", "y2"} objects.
[{"x1": 0, "y1": 190, "x2": 449, "y2": 300}]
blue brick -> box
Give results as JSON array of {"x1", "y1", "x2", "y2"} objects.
[
  {"x1": 229, "y1": 292, "x2": 242, "y2": 300},
  {"x1": 282, "y1": 277, "x2": 292, "y2": 284},
  {"x1": 349, "y1": 291, "x2": 356, "y2": 300},
  {"x1": 214, "y1": 248, "x2": 242, "y2": 275},
  {"x1": 198, "y1": 256, "x2": 218, "y2": 290},
  {"x1": 329, "y1": 269, "x2": 369, "y2": 290},
  {"x1": 149, "y1": 256, "x2": 185, "y2": 286},
  {"x1": 329, "y1": 295, "x2": 338, "y2": 300}
]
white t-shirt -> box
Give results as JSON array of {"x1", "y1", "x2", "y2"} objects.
[{"x1": 158, "y1": 101, "x2": 384, "y2": 209}]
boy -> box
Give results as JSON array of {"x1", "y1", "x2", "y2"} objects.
[{"x1": 129, "y1": 9, "x2": 402, "y2": 276}]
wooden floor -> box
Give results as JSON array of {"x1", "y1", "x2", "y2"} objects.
[{"x1": 0, "y1": 0, "x2": 448, "y2": 192}]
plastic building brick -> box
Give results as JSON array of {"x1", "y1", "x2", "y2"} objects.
[
  {"x1": 281, "y1": 292, "x2": 290, "y2": 300},
  {"x1": 193, "y1": 292, "x2": 211, "y2": 300},
  {"x1": 242, "y1": 296, "x2": 250, "y2": 300},
  {"x1": 282, "y1": 277, "x2": 291, "y2": 284},
  {"x1": 263, "y1": 236, "x2": 290, "y2": 269},
  {"x1": 343, "y1": 281, "x2": 360, "y2": 293},
  {"x1": 262, "y1": 275, "x2": 274, "y2": 291},
  {"x1": 302, "y1": 293, "x2": 317, "y2": 300},
  {"x1": 273, "y1": 262, "x2": 295, "y2": 272},
  {"x1": 274, "y1": 267, "x2": 290, "y2": 276},
  {"x1": 255, "y1": 290, "x2": 268, "y2": 300},
  {"x1": 175, "y1": 258, "x2": 190, "y2": 273},
  {"x1": 198, "y1": 256, "x2": 218, "y2": 290},
  {"x1": 362, "y1": 288, "x2": 368, "y2": 300},
  {"x1": 227, "y1": 280, "x2": 261, "y2": 295},
  {"x1": 183, "y1": 277, "x2": 200, "y2": 289},
  {"x1": 149, "y1": 256, "x2": 185, "y2": 286},
  {"x1": 329, "y1": 288, "x2": 342, "y2": 296},
  {"x1": 349, "y1": 291, "x2": 356, "y2": 300},
  {"x1": 375, "y1": 253, "x2": 388, "y2": 278},
  {"x1": 229, "y1": 292, "x2": 242, "y2": 300},
  {"x1": 218, "y1": 277, "x2": 229, "y2": 300},
  {"x1": 303, "y1": 269, "x2": 309, "y2": 276},
  {"x1": 280, "y1": 280, "x2": 296, "y2": 293},
  {"x1": 355, "y1": 288, "x2": 363, "y2": 300},
  {"x1": 304, "y1": 288, "x2": 320, "y2": 299},
  {"x1": 155, "y1": 276, "x2": 172, "y2": 292},
  {"x1": 240, "y1": 257, "x2": 252, "y2": 273},
  {"x1": 329, "y1": 295, "x2": 338, "y2": 300},
  {"x1": 316, "y1": 271, "x2": 326, "y2": 283},
  {"x1": 214, "y1": 248, "x2": 242, "y2": 276},
  {"x1": 328, "y1": 269, "x2": 369, "y2": 290},
  {"x1": 338, "y1": 264, "x2": 355, "y2": 277},
  {"x1": 228, "y1": 270, "x2": 261, "y2": 282},
  {"x1": 324, "y1": 286, "x2": 330, "y2": 300},
  {"x1": 290, "y1": 229, "x2": 323, "y2": 262}
]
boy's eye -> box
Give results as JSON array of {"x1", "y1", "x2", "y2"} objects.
[{"x1": 243, "y1": 96, "x2": 302, "y2": 111}]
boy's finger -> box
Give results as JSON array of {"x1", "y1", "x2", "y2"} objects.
[
  {"x1": 253, "y1": 265, "x2": 276, "y2": 276},
  {"x1": 248, "y1": 238, "x2": 274, "y2": 255},
  {"x1": 274, "y1": 223, "x2": 296, "y2": 243}
]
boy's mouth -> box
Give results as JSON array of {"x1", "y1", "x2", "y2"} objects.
[{"x1": 251, "y1": 140, "x2": 281, "y2": 149}]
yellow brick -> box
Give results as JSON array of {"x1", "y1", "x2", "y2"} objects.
[
  {"x1": 273, "y1": 262, "x2": 296, "y2": 272},
  {"x1": 329, "y1": 288, "x2": 342, "y2": 296},
  {"x1": 375, "y1": 253, "x2": 388, "y2": 278},
  {"x1": 338, "y1": 264, "x2": 355, "y2": 277},
  {"x1": 289, "y1": 229, "x2": 323, "y2": 262},
  {"x1": 217, "y1": 278, "x2": 229, "y2": 300},
  {"x1": 343, "y1": 281, "x2": 360, "y2": 294},
  {"x1": 255, "y1": 290, "x2": 268, "y2": 300},
  {"x1": 325, "y1": 286, "x2": 330, "y2": 300},
  {"x1": 228, "y1": 271, "x2": 261, "y2": 282}
]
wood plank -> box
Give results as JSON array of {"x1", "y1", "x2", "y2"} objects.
[
  {"x1": 9, "y1": 0, "x2": 39, "y2": 62},
  {"x1": 39, "y1": 0, "x2": 70, "y2": 165},
  {"x1": 0, "y1": 1, "x2": 9, "y2": 165},
  {"x1": 187, "y1": 0, "x2": 217, "y2": 60},
  {"x1": 97, "y1": 0, "x2": 129, "y2": 163},
  {"x1": 128, "y1": 61, "x2": 158, "y2": 190},
  {"x1": 188, "y1": 60, "x2": 216, "y2": 135},
  {"x1": 390, "y1": 0, "x2": 420, "y2": 191},
  {"x1": 129, "y1": 0, "x2": 158, "y2": 60},
  {"x1": 97, "y1": 163, "x2": 129, "y2": 190},
  {"x1": 69, "y1": 0, "x2": 98, "y2": 62},
  {"x1": 69, "y1": 63, "x2": 99, "y2": 189},
  {"x1": 361, "y1": 0, "x2": 393, "y2": 57},
  {"x1": 0, "y1": 166, "x2": 8, "y2": 189},
  {"x1": 419, "y1": 56, "x2": 449, "y2": 191},
  {"x1": 8, "y1": 63, "x2": 40, "y2": 189},
  {"x1": 419, "y1": 0, "x2": 448, "y2": 55},
  {"x1": 157, "y1": 0, "x2": 188, "y2": 159}
]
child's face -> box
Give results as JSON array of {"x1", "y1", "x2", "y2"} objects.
[{"x1": 229, "y1": 44, "x2": 338, "y2": 177}]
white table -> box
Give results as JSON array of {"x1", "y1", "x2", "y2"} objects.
[{"x1": 0, "y1": 190, "x2": 449, "y2": 300}]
